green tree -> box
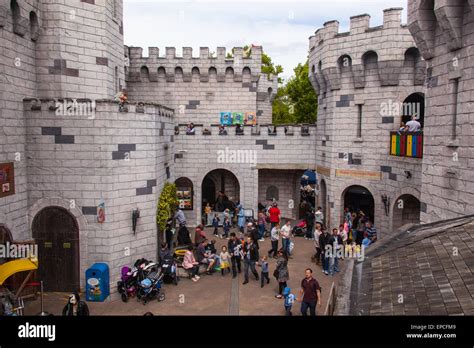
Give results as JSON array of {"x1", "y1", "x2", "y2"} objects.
[{"x1": 273, "y1": 61, "x2": 318, "y2": 124}]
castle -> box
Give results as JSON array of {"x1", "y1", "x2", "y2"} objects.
[
  {"x1": 0, "y1": 0, "x2": 315, "y2": 292},
  {"x1": 308, "y1": 2, "x2": 473, "y2": 235},
  {"x1": 0, "y1": 0, "x2": 472, "y2": 294}
]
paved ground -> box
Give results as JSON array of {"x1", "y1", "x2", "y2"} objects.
[{"x1": 24, "y1": 227, "x2": 342, "y2": 316}]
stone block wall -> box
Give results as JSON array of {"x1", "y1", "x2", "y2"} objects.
[
  {"x1": 408, "y1": 0, "x2": 474, "y2": 222},
  {"x1": 125, "y1": 46, "x2": 278, "y2": 126},
  {"x1": 24, "y1": 99, "x2": 174, "y2": 288},
  {"x1": 308, "y1": 8, "x2": 426, "y2": 236},
  {"x1": 35, "y1": 0, "x2": 125, "y2": 99},
  {"x1": 174, "y1": 125, "x2": 317, "y2": 225},
  {"x1": 0, "y1": 0, "x2": 40, "y2": 240}
]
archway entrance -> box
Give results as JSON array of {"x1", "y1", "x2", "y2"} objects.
[
  {"x1": 343, "y1": 185, "x2": 375, "y2": 223},
  {"x1": 202, "y1": 169, "x2": 240, "y2": 213},
  {"x1": 392, "y1": 194, "x2": 421, "y2": 231},
  {"x1": 32, "y1": 207, "x2": 80, "y2": 292}
]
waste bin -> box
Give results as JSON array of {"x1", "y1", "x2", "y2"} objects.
[{"x1": 85, "y1": 263, "x2": 110, "y2": 302}]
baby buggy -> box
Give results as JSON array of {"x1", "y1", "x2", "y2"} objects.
[
  {"x1": 136, "y1": 269, "x2": 165, "y2": 305},
  {"x1": 292, "y1": 219, "x2": 307, "y2": 237},
  {"x1": 161, "y1": 254, "x2": 179, "y2": 285},
  {"x1": 134, "y1": 258, "x2": 159, "y2": 282},
  {"x1": 117, "y1": 266, "x2": 137, "y2": 303}
]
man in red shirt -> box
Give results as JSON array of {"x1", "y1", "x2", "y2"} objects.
[{"x1": 268, "y1": 203, "x2": 281, "y2": 230}]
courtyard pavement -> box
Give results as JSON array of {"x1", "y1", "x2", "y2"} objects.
[{"x1": 24, "y1": 227, "x2": 342, "y2": 316}]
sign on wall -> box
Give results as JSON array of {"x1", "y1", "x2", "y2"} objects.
[
  {"x1": 232, "y1": 112, "x2": 244, "y2": 125},
  {"x1": 220, "y1": 112, "x2": 233, "y2": 125},
  {"x1": 220, "y1": 112, "x2": 257, "y2": 125},
  {"x1": 244, "y1": 112, "x2": 257, "y2": 125},
  {"x1": 0, "y1": 163, "x2": 15, "y2": 198}
]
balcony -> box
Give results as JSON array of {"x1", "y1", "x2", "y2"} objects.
[{"x1": 390, "y1": 131, "x2": 423, "y2": 159}]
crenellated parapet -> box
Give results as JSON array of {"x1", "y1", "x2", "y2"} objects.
[
  {"x1": 408, "y1": 0, "x2": 470, "y2": 60},
  {"x1": 308, "y1": 8, "x2": 425, "y2": 96},
  {"x1": 125, "y1": 46, "x2": 263, "y2": 84}
]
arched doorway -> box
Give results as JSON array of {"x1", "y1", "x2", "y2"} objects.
[
  {"x1": 202, "y1": 169, "x2": 240, "y2": 212},
  {"x1": 343, "y1": 185, "x2": 375, "y2": 223},
  {"x1": 402, "y1": 93, "x2": 425, "y2": 127},
  {"x1": 32, "y1": 207, "x2": 80, "y2": 292},
  {"x1": 392, "y1": 194, "x2": 421, "y2": 231}
]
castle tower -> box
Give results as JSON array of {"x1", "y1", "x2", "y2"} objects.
[
  {"x1": 308, "y1": 8, "x2": 427, "y2": 236},
  {"x1": 408, "y1": 0, "x2": 474, "y2": 222},
  {"x1": 35, "y1": 0, "x2": 125, "y2": 99}
]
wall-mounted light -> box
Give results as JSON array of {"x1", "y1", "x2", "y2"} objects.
[
  {"x1": 132, "y1": 208, "x2": 140, "y2": 235},
  {"x1": 381, "y1": 194, "x2": 390, "y2": 216},
  {"x1": 405, "y1": 171, "x2": 412, "y2": 179}
]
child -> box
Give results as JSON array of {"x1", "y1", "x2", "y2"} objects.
[
  {"x1": 258, "y1": 255, "x2": 270, "y2": 288},
  {"x1": 222, "y1": 216, "x2": 231, "y2": 239},
  {"x1": 219, "y1": 246, "x2": 231, "y2": 276},
  {"x1": 212, "y1": 214, "x2": 220, "y2": 237},
  {"x1": 282, "y1": 287, "x2": 295, "y2": 316}
]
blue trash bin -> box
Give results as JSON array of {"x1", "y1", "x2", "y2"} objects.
[{"x1": 85, "y1": 263, "x2": 110, "y2": 302}]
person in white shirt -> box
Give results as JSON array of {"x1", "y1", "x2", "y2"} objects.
[
  {"x1": 404, "y1": 115, "x2": 422, "y2": 132},
  {"x1": 314, "y1": 207, "x2": 324, "y2": 227},
  {"x1": 268, "y1": 223, "x2": 280, "y2": 258},
  {"x1": 281, "y1": 220, "x2": 292, "y2": 257}
]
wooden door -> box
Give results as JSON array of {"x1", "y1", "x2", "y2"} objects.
[{"x1": 32, "y1": 207, "x2": 79, "y2": 292}]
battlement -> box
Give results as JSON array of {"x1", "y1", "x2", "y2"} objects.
[
  {"x1": 308, "y1": 7, "x2": 424, "y2": 94},
  {"x1": 309, "y1": 8, "x2": 404, "y2": 49},
  {"x1": 125, "y1": 46, "x2": 264, "y2": 83},
  {"x1": 22, "y1": 98, "x2": 174, "y2": 118},
  {"x1": 408, "y1": 0, "x2": 471, "y2": 60}
]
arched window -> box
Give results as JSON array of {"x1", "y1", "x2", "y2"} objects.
[
  {"x1": 362, "y1": 50, "x2": 379, "y2": 83},
  {"x1": 11, "y1": 0, "x2": 22, "y2": 35},
  {"x1": 175, "y1": 66, "x2": 183, "y2": 81},
  {"x1": 404, "y1": 47, "x2": 425, "y2": 86},
  {"x1": 191, "y1": 66, "x2": 200, "y2": 82},
  {"x1": 175, "y1": 177, "x2": 193, "y2": 210},
  {"x1": 208, "y1": 67, "x2": 217, "y2": 81},
  {"x1": 266, "y1": 185, "x2": 279, "y2": 201},
  {"x1": 140, "y1": 66, "x2": 149, "y2": 81},
  {"x1": 268, "y1": 87, "x2": 273, "y2": 99},
  {"x1": 242, "y1": 67, "x2": 251, "y2": 83},
  {"x1": 114, "y1": 66, "x2": 119, "y2": 91},
  {"x1": 29, "y1": 11, "x2": 39, "y2": 41},
  {"x1": 338, "y1": 54, "x2": 352, "y2": 73},
  {"x1": 157, "y1": 66, "x2": 166, "y2": 82}
]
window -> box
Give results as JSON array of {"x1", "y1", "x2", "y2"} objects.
[
  {"x1": 266, "y1": 185, "x2": 279, "y2": 201},
  {"x1": 29, "y1": 11, "x2": 39, "y2": 41},
  {"x1": 357, "y1": 104, "x2": 362, "y2": 138},
  {"x1": 451, "y1": 78, "x2": 459, "y2": 140},
  {"x1": 175, "y1": 177, "x2": 194, "y2": 210}
]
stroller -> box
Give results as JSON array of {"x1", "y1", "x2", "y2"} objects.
[
  {"x1": 117, "y1": 266, "x2": 137, "y2": 303},
  {"x1": 160, "y1": 254, "x2": 179, "y2": 285},
  {"x1": 292, "y1": 219, "x2": 308, "y2": 237},
  {"x1": 136, "y1": 269, "x2": 165, "y2": 305},
  {"x1": 134, "y1": 258, "x2": 159, "y2": 282}
]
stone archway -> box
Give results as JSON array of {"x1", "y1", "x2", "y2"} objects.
[
  {"x1": 202, "y1": 169, "x2": 240, "y2": 213},
  {"x1": 32, "y1": 206, "x2": 80, "y2": 292},
  {"x1": 392, "y1": 194, "x2": 421, "y2": 231},
  {"x1": 28, "y1": 198, "x2": 89, "y2": 290},
  {"x1": 342, "y1": 185, "x2": 375, "y2": 223}
]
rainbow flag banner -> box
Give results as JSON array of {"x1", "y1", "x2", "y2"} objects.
[{"x1": 390, "y1": 132, "x2": 423, "y2": 158}]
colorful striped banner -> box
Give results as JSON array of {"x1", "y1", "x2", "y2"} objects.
[{"x1": 390, "y1": 132, "x2": 423, "y2": 158}]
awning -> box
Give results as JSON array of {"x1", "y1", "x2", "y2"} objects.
[{"x1": 0, "y1": 259, "x2": 38, "y2": 286}]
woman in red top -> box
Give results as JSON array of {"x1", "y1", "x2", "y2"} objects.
[{"x1": 268, "y1": 203, "x2": 281, "y2": 230}]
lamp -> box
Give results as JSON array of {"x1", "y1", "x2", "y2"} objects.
[{"x1": 132, "y1": 208, "x2": 140, "y2": 234}]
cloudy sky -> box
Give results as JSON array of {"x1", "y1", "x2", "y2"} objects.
[{"x1": 123, "y1": 0, "x2": 407, "y2": 81}]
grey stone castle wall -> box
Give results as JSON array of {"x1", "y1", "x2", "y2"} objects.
[
  {"x1": 125, "y1": 46, "x2": 278, "y2": 126},
  {"x1": 0, "y1": 0, "x2": 39, "y2": 240},
  {"x1": 308, "y1": 8, "x2": 426, "y2": 237},
  {"x1": 24, "y1": 99, "x2": 175, "y2": 288},
  {"x1": 174, "y1": 125, "x2": 317, "y2": 225},
  {"x1": 408, "y1": 0, "x2": 474, "y2": 222}
]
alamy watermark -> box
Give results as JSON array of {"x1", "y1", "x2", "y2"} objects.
[
  {"x1": 55, "y1": 99, "x2": 95, "y2": 119},
  {"x1": 0, "y1": 242, "x2": 38, "y2": 259},
  {"x1": 217, "y1": 147, "x2": 257, "y2": 165},
  {"x1": 324, "y1": 243, "x2": 365, "y2": 261},
  {"x1": 380, "y1": 99, "x2": 421, "y2": 118}
]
